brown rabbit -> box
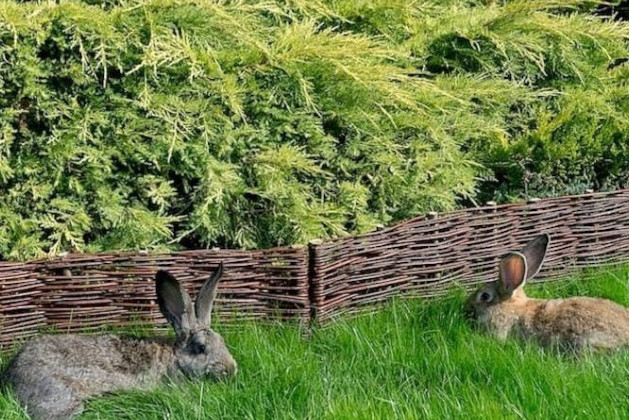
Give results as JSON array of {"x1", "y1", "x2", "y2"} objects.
[{"x1": 465, "y1": 234, "x2": 629, "y2": 352}]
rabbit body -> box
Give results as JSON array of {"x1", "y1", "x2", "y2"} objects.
[
  {"x1": 467, "y1": 234, "x2": 629, "y2": 352},
  {"x1": 476, "y1": 287, "x2": 629, "y2": 351},
  {"x1": 3, "y1": 334, "x2": 177, "y2": 420},
  {"x1": 2, "y1": 264, "x2": 236, "y2": 420}
]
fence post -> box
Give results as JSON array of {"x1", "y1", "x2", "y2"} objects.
[{"x1": 307, "y1": 239, "x2": 323, "y2": 325}]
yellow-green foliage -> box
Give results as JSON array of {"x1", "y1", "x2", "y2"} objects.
[{"x1": 0, "y1": 0, "x2": 627, "y2": 258}]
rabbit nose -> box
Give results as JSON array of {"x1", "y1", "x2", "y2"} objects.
[
  {"x1": 222, "y1": 359, "x2": 237, "y2": 378},
  {"x1": 463, "y1": 303, "x2": 476, "y2": 320}
]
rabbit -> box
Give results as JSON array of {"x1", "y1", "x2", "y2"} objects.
[
  {"x1": 1, "y1": 263, "x2": 237, "y2": 420},
  {"x1": 465, "y1": 234, "x2": 629, "y2": 353}
]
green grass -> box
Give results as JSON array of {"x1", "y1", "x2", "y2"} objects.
[{"x1": 1, "y1": 265, "x2": 628, "y2": 419}]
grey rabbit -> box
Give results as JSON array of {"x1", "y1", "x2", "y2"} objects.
[
  {"x1": 465, "y1": 234, "x2": 629, "y2": 352},
  {"x1": 2, "y1": 264, "x2": 237, "y2": 420}
]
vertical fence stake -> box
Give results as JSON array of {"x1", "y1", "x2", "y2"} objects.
[{"x1": 307, "y1": 239, "x2": 323, "y2": 334}]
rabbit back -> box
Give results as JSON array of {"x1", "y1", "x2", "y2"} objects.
[
  {"x1": 3, "y1": 334, "x2": 175, "y2": 420},
  {"x1": 523, "y1": 297, "x2": 629, "y2": 351}
]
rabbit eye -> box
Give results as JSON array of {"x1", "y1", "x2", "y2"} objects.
[
  {"x1": 479, "y1": 291, "x2": 492, "y2": 302},
  {"x1": 188, "y1": 342, "x2": 206, "y2": 355}
]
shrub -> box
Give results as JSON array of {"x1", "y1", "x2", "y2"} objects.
[{"x1": 0, "y1": 0, "x2": 627, "y2": 259}]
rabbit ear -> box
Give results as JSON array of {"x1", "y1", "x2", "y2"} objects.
[
  {"x1": 156, "y1": 270, "x2": 194, "y2": 334},
  {"x1": 519, "y1": 234, "x2": 550, "y2": 281},
  {"x1": 195, "y1": 263, "x2": 224, "y2": 326},
  {"x1": 499, "y1": 252, "x2": 527, "y2": 296}
]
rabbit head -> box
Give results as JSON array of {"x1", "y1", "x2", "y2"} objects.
[
  {"x1": 464, "y1": 234, "x2": 550, "y2": 332},
  {"x1": 156, "y1": 264, "x2": 237, "y2": 381}
]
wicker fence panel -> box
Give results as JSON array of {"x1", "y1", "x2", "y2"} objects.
[
  {"x1": 310, "y1": 190, "x2": 629, "y2": 322},
  {"x1": 571, "y1": 192, "x2": 629, "y2": 266},
  {"x1": 0, "y1": 262, "x2": 46, "y2": 347},
  {"x1": 0, "y1": 247, "x2": 308, "y2": 349}
]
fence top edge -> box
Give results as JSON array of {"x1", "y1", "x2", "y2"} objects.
[
  {"x1": 5, "y1": 245, "x2": 308, "y2": 266},
  {"x1": 310, "y1": 189, "x2": 629, "y2": 249}
]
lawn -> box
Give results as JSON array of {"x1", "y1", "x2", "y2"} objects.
[{"x1": 1, "y1": 265, "x2": 628, "y2": 420}]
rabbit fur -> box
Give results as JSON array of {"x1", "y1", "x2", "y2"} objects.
[
  {"x1": 465, "y1": 234, "x2": 629, "y2": 352},
  {"x1": 2, "y1": 264, "x2": 236, "y2": 420}
]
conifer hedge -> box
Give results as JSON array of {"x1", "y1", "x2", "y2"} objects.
[{"x1": 0, "y1": 0, "x2": 627, "y2": 258}]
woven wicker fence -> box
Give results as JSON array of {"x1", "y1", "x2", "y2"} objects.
[
  {"x1": 309, "y1": 190, "x2": 629, "y2": 322},
  {"x1": 0, "y1": 247, "x2": 309, "y2": 348},
  {"x1": 1, "y1": 190, "x2": 628, "y2": 349}
]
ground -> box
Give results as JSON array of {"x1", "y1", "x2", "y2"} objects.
[{"x1": 1, "y1": 265, "x2": 628, "y2": 419}]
